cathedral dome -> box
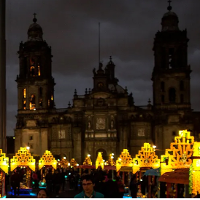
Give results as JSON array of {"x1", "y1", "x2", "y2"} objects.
[
  {"x1": 27, "y1": 14, "x2": 43, "y2": 41},
  {"x1": 161, "y1": 4, "x2": 179, "y2": 31},
  {"x1": 108, "y1": 84, "x2": 125, "y2": 94}
]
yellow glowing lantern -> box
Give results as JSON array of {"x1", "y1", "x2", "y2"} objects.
[
  {"x1": 161, "y1": 130, "x2": 194, "y2": 175},
  {"x1": 83, "y1": 154, "x2": 92, "y2": 165},
  {"x1": 116, "y1": 149, "x2": 133, "y2": 172},
  {"x1": 10, "y1": 147, "x2": 35, "y2": 171},
  {"x1": 0, "y1": 149, "x2": 9, "y2": 174},
  {"x1": 38, "y1": 150, "x2": 57, "y2": 170},
  {"x1": 70, "y1": 158, "x2": 78, "y2": 167},
  {"x1": 132, "y1": 143, "x2": 160, "y2": 174},
  {"x1": 105, "y1": 153, "x2": 116, "y2": 166},
  {"x1": 96, "y1": 152, "x2": 104, "y2": 170},
  {"x1": 58, "y1": 158, "x2": 69, "y2": 168}
]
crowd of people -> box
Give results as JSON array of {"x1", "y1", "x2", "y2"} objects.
[
  {"x1": 6, "y1": 166, "x2": 200, "y2": 198},
  {"x1": 36, "y1": 167, "x2": 142, "y2": 198},
  {"x1": 43, "y1": 168, "x2": 68, "y2": 197},
  {"x1": 35, "y1": 167, "x2": 129, "y2": 198},
  {"x1": 7, "y1": 166, "x2": 157, "y2": 198},
  {"x1": 8, "y1": 167, "x2": 68, "y2": 197}
]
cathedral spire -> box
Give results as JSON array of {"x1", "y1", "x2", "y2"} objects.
[
  {"x1": 167, "y1": 0, "x2": 172, "y2": 11},
  {"x1": 33, "y1": 13, "x2": 37, "y2": 23}
]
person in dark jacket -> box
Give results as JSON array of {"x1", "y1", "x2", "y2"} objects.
[
  {"x1": 53, "y1": 169, "x2": 61, "y2": 197},
  {"x1": 116, "y1": 176, "x2": 125, "y2": 198},
  {"x1": 130, "y1": 175, "x2": 141, "y2": 198},
  {"x1": 45, "y1": 169, "x2": 53, "y2": 197},
  {"x1": 5, "y1": 173, "x2": 9, "y2": 195},
  {"x1": 61, "y1": 168, "x2": 66, "y2": 191},
  {"x1": 103, "y1": 172, "x2": 120, "y2": 198},
  {"x1": 11, "y1": 171, "x2": 20, "y2": 196},
  {"x1": 32, "y1": 171, "x2": 38, "y2": 189}
]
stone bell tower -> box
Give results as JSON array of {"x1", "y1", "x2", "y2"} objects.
[
  {"x1": 152, "y1": 2, "x2": 193, "y2": 154},
  {"x1": 152, "y1": 2, "x2": 191, "y2": 110},
  {"x1": 15, "y1": 14, "x2": 55, "y2": 155},
  {"x1": 16, "y1": 14, "x2": 55, "y2": 112}
]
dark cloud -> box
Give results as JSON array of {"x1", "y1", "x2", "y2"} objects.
[{"x1": 5, "y1": 0, "x2": 200, "y2": 136}]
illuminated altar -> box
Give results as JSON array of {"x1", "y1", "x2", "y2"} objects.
[
  {"x1": 133, "y1": 143, "x2": 160, "y2": 174},
  {"x1": 132, "y1": 143, "x2": 160, "y2": 197},
  {"x1": 10, "y1": 147, "x2": 35, "y2": 193},
  {"x1": 116, "y1": 149, "x2": 133, "y2": 187},
  {"x1": 116, "y1": 149, "x2": 133, "y2": 172},
  {"x1": 160, "y1": 130, "x2": 193, "y2": 176},
  {"x1": 38, "y1": 150, "x2": 57, "y2": 188}
]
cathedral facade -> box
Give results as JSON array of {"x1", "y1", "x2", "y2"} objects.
[{"x1": 14, "y1": 5, "x2": 200, "y2": 164}]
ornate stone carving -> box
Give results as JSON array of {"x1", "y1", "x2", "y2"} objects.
[{"x1": 96, "y1": 117, "x2": 105, "y2": 130}]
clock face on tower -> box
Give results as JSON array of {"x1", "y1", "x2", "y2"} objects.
[{"x1": 98, "y1": 82, "x2": 104, "y2": 88}]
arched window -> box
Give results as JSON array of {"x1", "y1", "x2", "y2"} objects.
[
  {"x1": 30, "y1": 58, "x2": 35, "y2": 77},
  {"x1": 30, "y1": 94, "x2": 36, "y2": 110},
  {"x1": 37, "y1": 57, "x2": 41, "y2": 76},
  {"x1": 169, "y1": 88, "x2": 176, "y2": 102},
  {"x1": 23, "y1": 100, "x2": 26, "y2": 110},
  {"x1": 39, "y1": 98, "x2": 43, "y2": 108},
  {"x1": 38, "y1": 64, "x2": 41, "y2": 76},
  {"x1": 23, "y1": 88, "x2": 26, "y2": 98},
  {"x1": 168, "y1": 48, "x2": 174, "y2": 69},
  {"x1": 30, "y1": 66, "x2": 35, "y2": 76}
]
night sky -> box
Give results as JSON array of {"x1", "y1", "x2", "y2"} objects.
[{"x1": 6, "y1": 0, "x2": 200, "y2": 136}]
